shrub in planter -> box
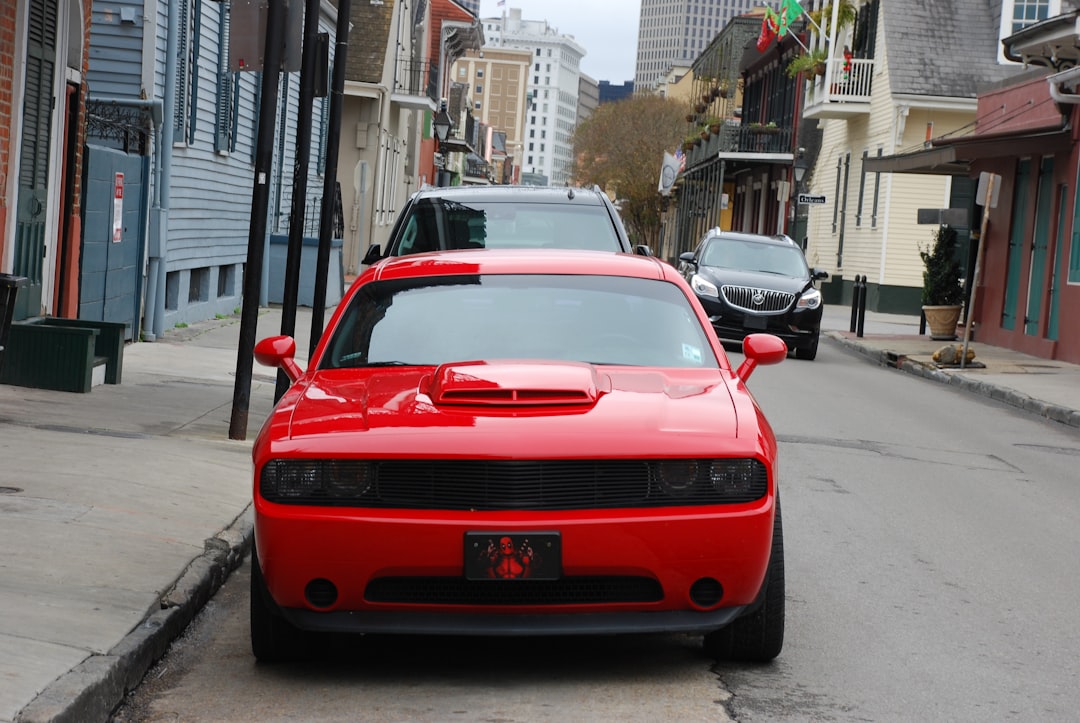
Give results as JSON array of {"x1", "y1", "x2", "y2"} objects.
[{"x1": 920, "y1": 225, "x2": 965, "y2": 307}]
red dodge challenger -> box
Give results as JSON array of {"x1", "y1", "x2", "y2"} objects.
[{"x1": 250, "y1": 248, "x2": 788, "y2": 663}]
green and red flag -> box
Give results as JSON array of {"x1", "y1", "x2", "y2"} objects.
[
  {"x1": 756, "y1": 7, "x2": 780, "y2": 51},
  {"x1": 778, "y1": 0, "x2": 805, "y2": 36}
]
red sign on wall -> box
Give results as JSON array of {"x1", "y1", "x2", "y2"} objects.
[{"x1": 112, "y1": 173, "x2": 124, "y2": 243}]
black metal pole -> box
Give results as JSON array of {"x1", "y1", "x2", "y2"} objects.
[
  {"x1": 308, "y1": 0, "x2": 351, "y2": 359},
  {"x1": 230, "y1": 0, "x2": 286, "y2": 441},
  {"x1": 275, "y1": 0, "x2": 322, "y2": 403},
  {"x1": 856, "y1": 276, "x2": 867, "y2": 338},
  {"x1": 849, "y1": 275, "x2": 861, "y2": 333}
]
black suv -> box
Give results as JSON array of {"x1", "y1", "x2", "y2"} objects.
[
  {"x1": 362, "y1": 185, "x2": 650, "y2": 264},
  {"x1": 679, "y1": 230, "x2": 829, "y2": 360}
]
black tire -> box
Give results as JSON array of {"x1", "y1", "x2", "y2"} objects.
[
  {"x1": 250, "y1": 546, "x2": 309, "y2": 662},
  {"x1": 795, "y1": 333, "x2": 819, "y2": 360},
  {"x1": 704, "y1": 498, "x2": 785, "y2": 662}
]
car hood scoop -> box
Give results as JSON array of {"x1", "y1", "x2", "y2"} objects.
[{"x1": 425, "y1": 360, "x2": 608, "y2": 407}]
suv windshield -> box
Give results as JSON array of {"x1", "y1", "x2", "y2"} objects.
[
  {"x1": 322, "y1": 275, "x2": 717, "y2": 369},
  {"x1": 700, "y1": 238, "x2": 809, "y2": 278},
  {"x1": 392, "y1": 198, "x2": 623, "y2": 254}
]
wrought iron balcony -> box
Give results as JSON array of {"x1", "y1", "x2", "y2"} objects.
[
  {"x1": 685, "y1": 123, "x2": 795, "y2": 168},
  {"x1": 392, "y1": 58, "x2": 438, "y2": 109}
]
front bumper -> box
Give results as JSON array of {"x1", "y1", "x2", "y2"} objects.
[
  {"x1": 695, "y1": 296, "x2": 821, "y2": 349},
  {"x1": 254, "y1": 501, "x2": 775, "y2": 634}
]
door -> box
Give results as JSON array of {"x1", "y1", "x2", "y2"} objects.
[
  {"x1": 14, "y1": 0, "x2": 59, "y2": 320},
  {"x1": 80, "y1": 146, "x2": 147, "y2": 341},
  {"x1": 1002, "y1": 160, "x2": 1030, "y2": 331},
  {"x1": 1025, "y1": 157, "x2": 1054, "y2": 336}
]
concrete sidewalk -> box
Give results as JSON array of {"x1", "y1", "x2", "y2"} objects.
[{"x1": 1, "y1": 302, "x2": 1078, "y2": 722}]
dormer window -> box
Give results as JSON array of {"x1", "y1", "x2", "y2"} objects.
[{"x1": 999, "y1": 0, "x2": 1061, "y2": 59}]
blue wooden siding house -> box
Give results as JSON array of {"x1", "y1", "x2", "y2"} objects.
[{"x1": 84, "y1": 0, "x2": 338, "y2": 340}]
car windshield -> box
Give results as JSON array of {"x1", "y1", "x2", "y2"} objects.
[
  {"x1": 393, "y1": 198, "x2": 622, "y2": 254},
  {"x1": 322, "y1": 274, "x2": 717, "y2": 369},
  {"x1": 700, "y1": 238, "x2": 809, "y2": 277}
]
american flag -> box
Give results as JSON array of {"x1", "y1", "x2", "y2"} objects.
[{"x1": 674, "y1": 148, "x2": 686, "y2": 173}]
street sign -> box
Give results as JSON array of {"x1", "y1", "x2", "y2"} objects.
[
  {"x1": 798, "y1": 193, "x2": 826, "y2": 205},
  {"x1": 112, "y1": 173, "x2": 124, "y2": 243}
]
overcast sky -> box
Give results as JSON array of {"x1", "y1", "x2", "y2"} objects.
[{"x1": 476, "y1": 1, "x2": 640, "y2": 83}]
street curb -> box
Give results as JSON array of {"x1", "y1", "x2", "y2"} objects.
[
  {"x1": 825, "y1": 332, "x2": 1080, "y2": 430},
  {"x1": 15, "y1": 508, "x2": 254, "y2": 723}
]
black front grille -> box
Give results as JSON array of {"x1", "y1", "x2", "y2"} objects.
[
  {"x1": 365, "y1": 576, "x2": 663, "y2": 605},
  {"x1": 261, "y1": 458, "x2": 769, "y2": 509},
  {"x1": 721, "y1": 285, "x2": 795, "y2": 313}
]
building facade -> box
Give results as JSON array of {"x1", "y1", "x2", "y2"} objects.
[
  {"x1": 451, "y1": 47, "x2": 533, "y2": 185},
  {"x1": 479, "y1": 8, "x2": 585, "y2": 185},
  {"x1": 634, "y1": 0, "x2": 760, "y2": 92}
]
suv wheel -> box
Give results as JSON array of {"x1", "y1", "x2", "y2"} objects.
[{"x1": 795, "y1": 332, "x2": 819, "y2": 361}]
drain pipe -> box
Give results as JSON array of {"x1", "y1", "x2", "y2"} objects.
[
  {"x1": 1048, "y1": 65, "x2": 1080, "y2": 105},
  {"x1": 141, "y1": 0, "x2": 181, "y2": 341}
]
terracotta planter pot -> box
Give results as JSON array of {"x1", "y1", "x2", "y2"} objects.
[{"x1": 923, "y1": 305, "x2": 962, "y2": 340}]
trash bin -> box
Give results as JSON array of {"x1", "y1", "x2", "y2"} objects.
[{"x1": 0, "y1": 273, "x2": 29, "y2": 368}]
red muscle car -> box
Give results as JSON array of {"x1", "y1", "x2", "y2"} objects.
[{"x1": 251, "y1": 248, "x2": 787, "y2": 663}]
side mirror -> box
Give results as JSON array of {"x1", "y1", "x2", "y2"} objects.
[
  {"x1": 634, "y1": 244, "x2": 653, "y2": 256},
  {"x1": 362, "y1": 244, "x2": 383, "y2": 266},
  {"x1": 812, "y1": 269, "x2": 829, "y2": 281},
  {"x1": 735, "y1": 333, "x2": 787, "y2": 382},
  {"x1": 254, "y1": 335, "x2": 304, "y2": 383},
  {"x1": 679, "y1": 251, "x2": 698, "y2": 265}
]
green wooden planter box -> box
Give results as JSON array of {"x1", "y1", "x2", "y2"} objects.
[{"x1": 0, "y1": 318, "x2": 126, "y2": 393}]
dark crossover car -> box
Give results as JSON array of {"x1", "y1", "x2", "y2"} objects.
[
  {"x1": 361, "y1": 184, "x2": 650, "y2": 263},
  {"x1": 251, "y1": 249, "x2": 788, "y2": 664},
  {"x1": 679, "y1": 230, "x2": 829, "y2": 360}
]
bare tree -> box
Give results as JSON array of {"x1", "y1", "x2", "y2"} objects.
[{"x1": 572, "y1": 95, "x2": 686, "y2": 250}]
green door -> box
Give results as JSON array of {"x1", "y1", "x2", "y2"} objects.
[
  {"x1": 14, "y1": 0, "x2": 58, "y2": 320},
  {"x1": 1002, "y1": 160, "x2": 1030, "y2": 331},
  {"x1": 1025, "y1": 157, "x2": 1054, "y2": 336},
  {"x1": 1047, "y1": 184, "x2": 1067, "y2": 341}
]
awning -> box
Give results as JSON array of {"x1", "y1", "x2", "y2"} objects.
[{"x1": 865, "y1": 127, "x2": 1073, "y2": 175}]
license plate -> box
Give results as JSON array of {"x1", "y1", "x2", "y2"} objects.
[
  {"x1": 743, "y1": 314, "x2": 768, "y2": 330},
  {"x1": 464, "y1": 532, "x2": 562, "y2": 580}
]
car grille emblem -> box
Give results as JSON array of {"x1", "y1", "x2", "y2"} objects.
[{"x1": 752, "y1": 291, "x2": 765, "y2": 306}]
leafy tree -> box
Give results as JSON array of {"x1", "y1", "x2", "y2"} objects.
[{"x1": 572, "y1": 95, "x2": 687, "y2": 250}]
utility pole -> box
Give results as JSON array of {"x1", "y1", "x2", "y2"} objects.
[
  {"x1": 309, "y1": 0, "x2": 352, "y2": 358},
  {"x1": 230, "y1": 0, "x2": 287, "y2": 441}
]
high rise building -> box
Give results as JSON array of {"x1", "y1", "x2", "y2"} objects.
[
  {"x1": 634, "y1": 0, "x2": 760, "y2": 92},
  {"x1": 479, "y1": 8, "x2": 586, "y2": 185}
]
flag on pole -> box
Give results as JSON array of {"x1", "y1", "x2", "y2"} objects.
[
  {"x1": 674, "y1": 147, "x2": 686, "y2": 173},
  {"x1": 658, "y1": 152, "x2": 680, "y2": 195},
  {"x1": 756, "y1": 7, "x2": 780, "y2": 51},
  {"x1": 778, "y1": 0, "x2": 805, "y2": 37}
]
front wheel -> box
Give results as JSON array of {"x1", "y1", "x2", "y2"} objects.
[
  {"x1": 704, "y1": 499, "x2": 785, "y2": 662},
  {"x1": 795, "y1": 333, "x2": 819, "y2": 361},
  {"x1": 250, "y1": 546, "x2": 310, "y2": 662}
]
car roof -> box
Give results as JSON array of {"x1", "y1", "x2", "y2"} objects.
[
  {"x1": 702, "y1": 230, "x2": 799, "y2": 248},
  {"x1": 409, "y1": 184, "x2": 610, "y2": 206},
  {"x1": 368, "y1": 248, "x2": 676, "y2": 283}
]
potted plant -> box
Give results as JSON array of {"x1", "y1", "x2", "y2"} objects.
[
  {"x1": 718, "y1": 81, "x2": 731, "y2": 99},
  {"x1": 920, "y1": 225, "x2": 966, "y2": 340},
  {"x1": 808, "y1": 0, "x2": 858, "y2": 37},
  {"x1": 705, "y1": 116, "x2": 722, "y2": 134},
  {"x1": 786, "y1": 48, "x2": 829, "y2": 79}
]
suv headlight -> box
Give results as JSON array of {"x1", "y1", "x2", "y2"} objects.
[
  {"x1": 690, "y1": 274, "x2": 719, "y2": 299},
  {"x1": 796, "y1": 287, "x2": 822, "y2": 310}
]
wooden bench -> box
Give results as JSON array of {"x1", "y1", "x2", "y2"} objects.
[{"x1": 0, "y1": 318, "x2": 127, "y2": 393}]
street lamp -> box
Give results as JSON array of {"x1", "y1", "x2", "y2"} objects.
[
  {"x1": 433, "y1": 106, "x2": 453, "y2": 187},
  {"x1": 793, "y1": 157, "x2": 810, "y2": 188}
]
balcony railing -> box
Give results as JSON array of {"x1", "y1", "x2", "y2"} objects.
[
  {"x1": 803, "y1": 57, "x2": 874, "y2": 119},
  {"x1": 393, "y1": 58, "x2": 438, "y2": 104},
  {"x1": 686, "y1": 123, "x2": 794, "y2": 167}
]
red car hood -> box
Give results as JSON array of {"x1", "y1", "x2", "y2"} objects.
[{"x1": 266, "y1": 361, "x2": 749, "y2": 458}]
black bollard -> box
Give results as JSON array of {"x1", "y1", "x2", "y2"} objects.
[
  {"x1": 849, "y1": 274, "x2": 862, "y2": 333},
  {"x1": 856, "y1": 275, "x2": 867, "y2": 338}
]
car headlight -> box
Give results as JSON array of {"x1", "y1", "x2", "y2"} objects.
[
  {"x1": 796, "y1": 287, "x2": 822, "y2": 310},
  {"x1": 655, "y1": 459, "x2": 767, "y2": 502},
  {"x1": 260, "y1": 459, "x2": 374, "y2": 504},
  {"x1": 690, "y1": 273, "x2": 719, "y2": 299}
]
